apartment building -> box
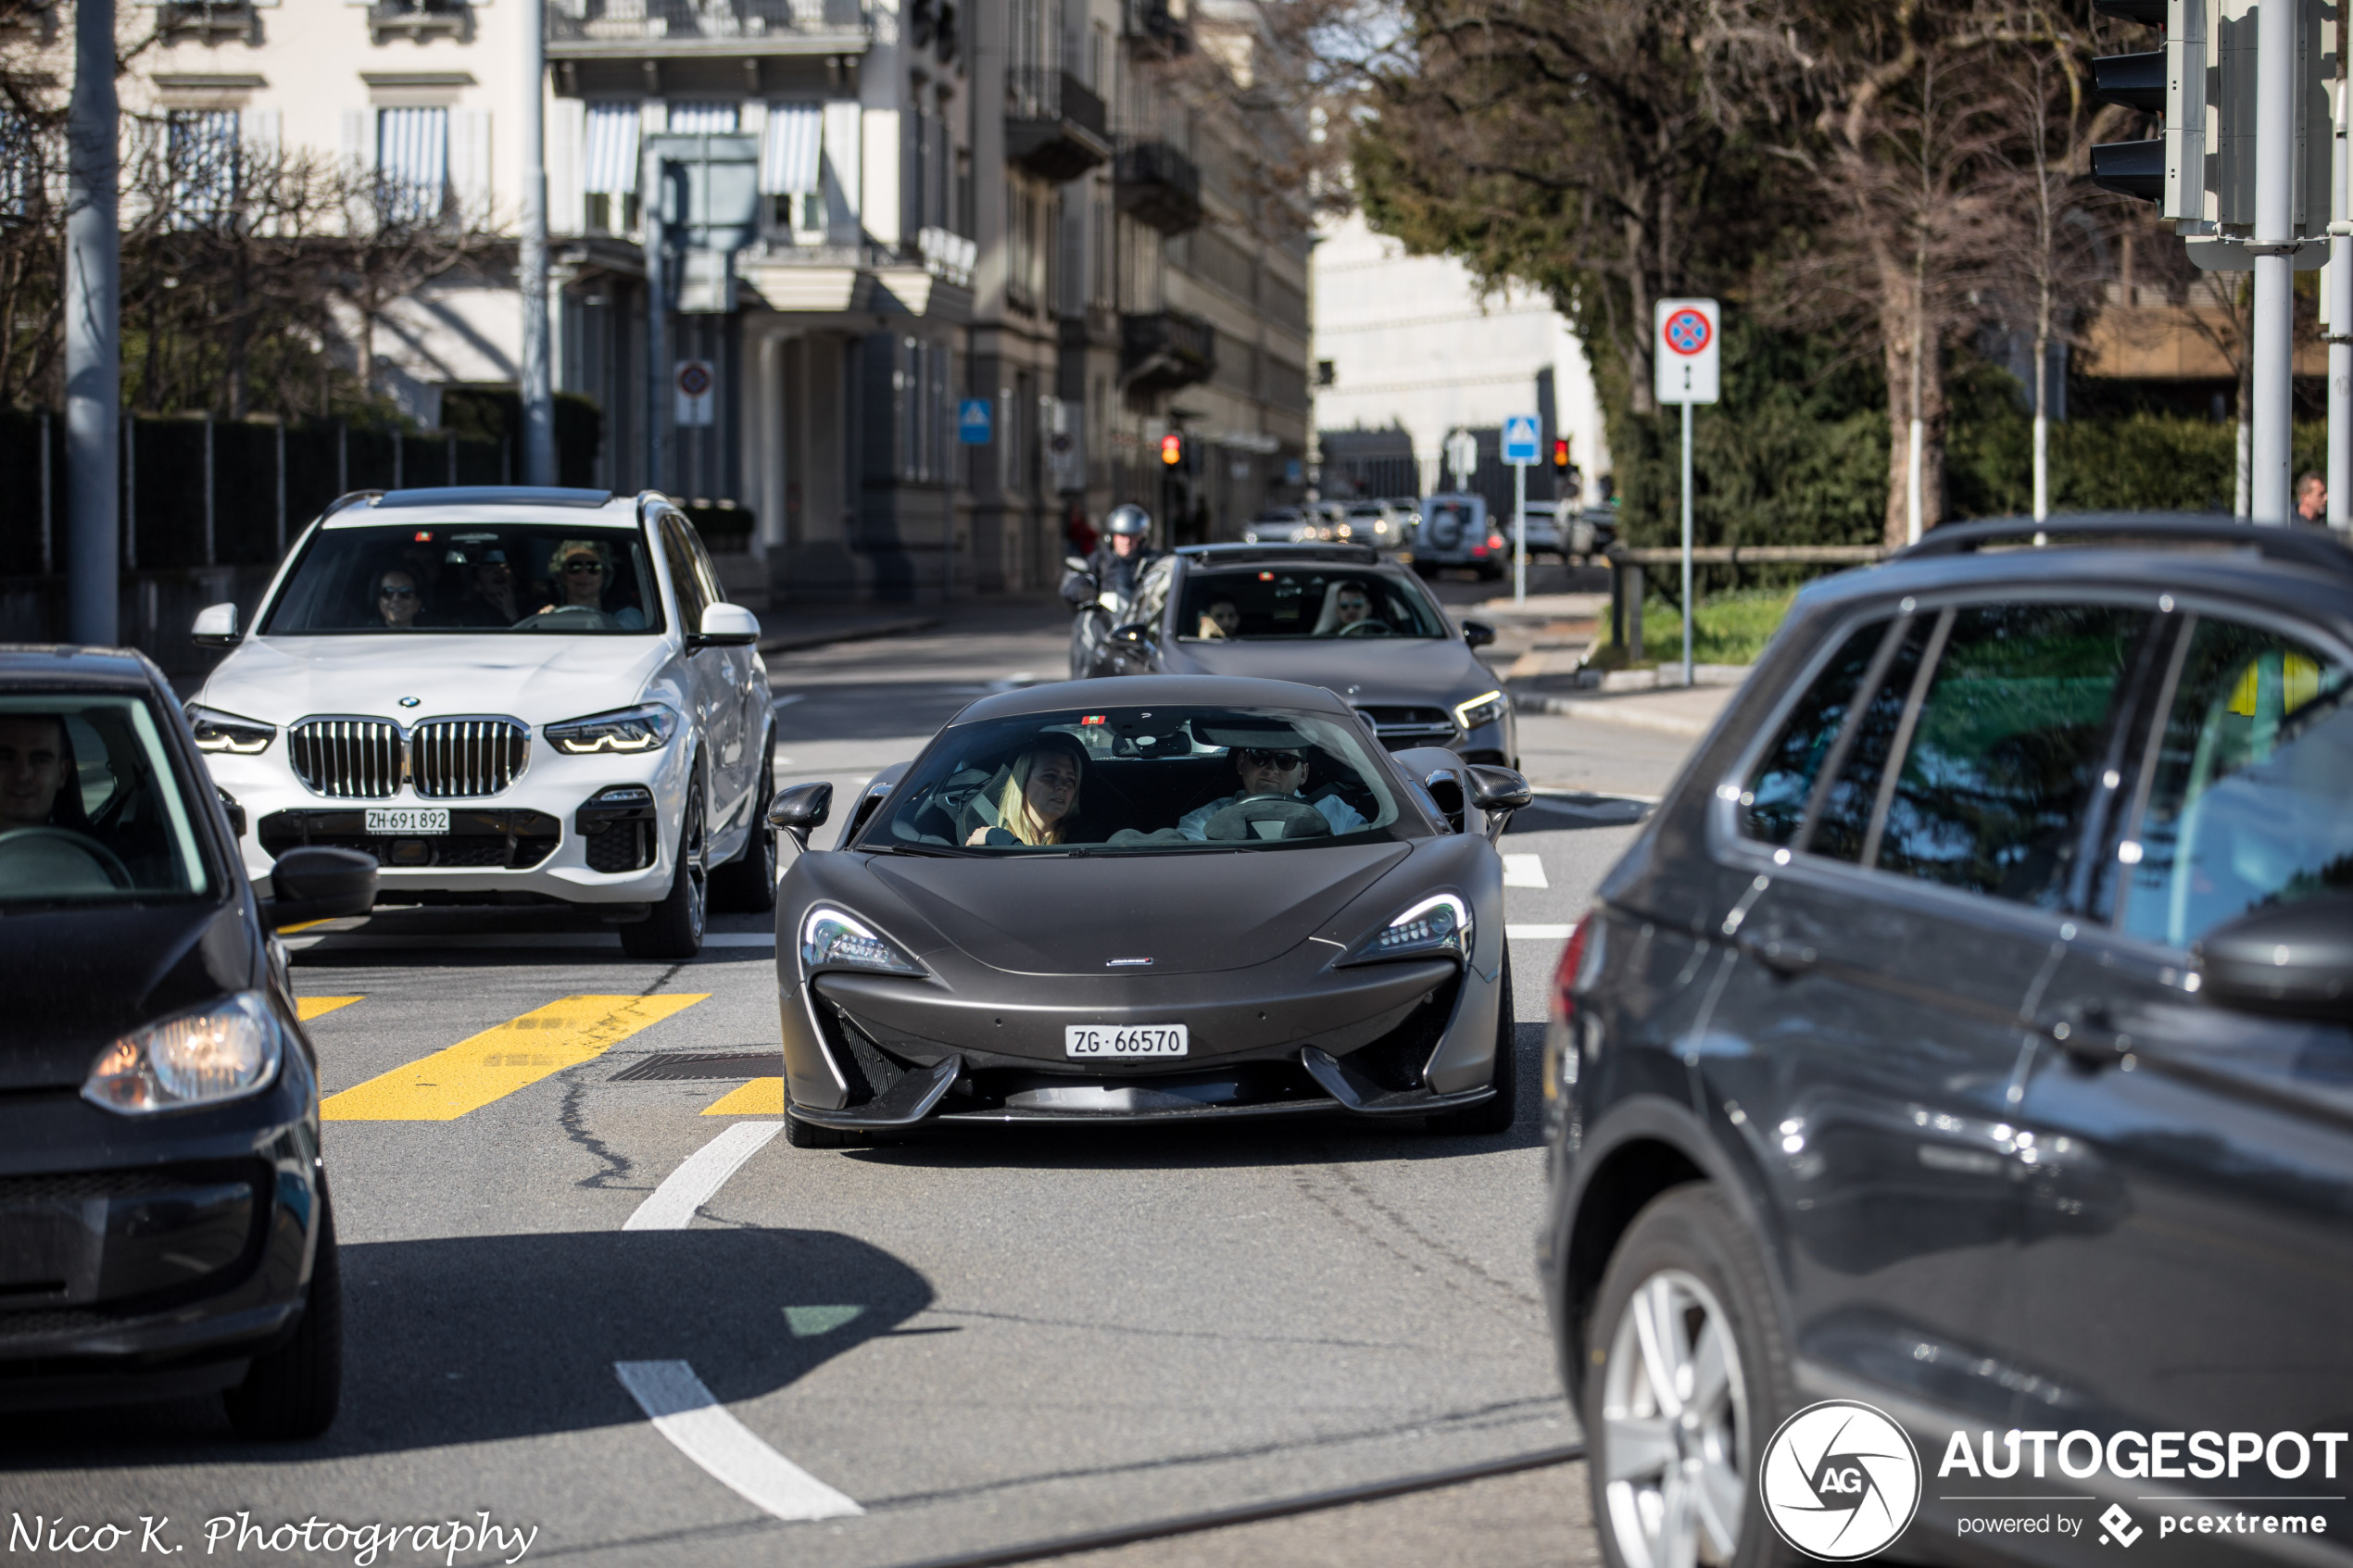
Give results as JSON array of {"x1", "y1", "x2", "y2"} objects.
[{"x1": 90, "y1": 0, "x2": 1307, "y2": 601}]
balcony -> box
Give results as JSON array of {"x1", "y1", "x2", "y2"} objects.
[
  {"x1": 1006, "y1": 68, "x2": 1109, "y2": 183},
  {"x1": 1114, "y1": 138, "x2": 1201, "y2": 235},
  {"x1": 150, "y1": 0, "x2": 256, "y2": 42},
  {"x1": 546, "y1": 0, "x2": 868, "y2": 58},
  {"x1": 371, "y1": 0, "x2": 470, "y2": 40},
  {"x1": 1120, "y1": 308, "x2": 1214, "y2": 396}
]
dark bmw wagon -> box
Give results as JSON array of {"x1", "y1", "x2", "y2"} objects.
[{"x1": 1540, "y1": 519, "x2": 2353, "y2": 1567}]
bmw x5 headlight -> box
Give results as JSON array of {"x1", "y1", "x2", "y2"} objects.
[
  {"x1": 800, "y1": 907, "x2": 925, "y2": 976},
  {"x1": 1348, "y1": 893, "x2": 1473, "y2": 964},
  {"x1": 546, "y1": 703, "x2": 678, "y2": 755},
  {"x1": 82, "y1": 992, "x2": 283, "y2": 1115},
  {"x1": 1453, "y1": 690, "x2": 1508, "y2": 731},
  {"x1": 185, "y1": 704, "x2": 276, "y2": 755}
]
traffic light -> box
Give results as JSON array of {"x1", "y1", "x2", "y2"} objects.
[
  {"x1": 1160, "y1": 433, "x2": 1183, "y2": 467},
  {"x1": 2086, "y1": 0, "x2": 2164, "y2": 204},
  {"x1": 1552, "y1": 437, "x2": 1570, "y2": 472}
]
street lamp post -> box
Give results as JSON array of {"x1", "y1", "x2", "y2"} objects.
[
  {"x1": 520, "y1": 0, "x2": 556, "y2": 486},
  {"x1": 65, "y1": 0, "x2": 119, "y2": 645}
]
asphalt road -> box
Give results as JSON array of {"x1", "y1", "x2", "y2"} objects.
[{"x1": 4, "y1": 598, "x2": 1683, "y2": 1568}]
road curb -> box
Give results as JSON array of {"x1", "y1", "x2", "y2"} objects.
[
  {"x1": 759, "y1": 615, "x2": 939, "y2": 655},
  {"x1": 1513, "y1": 691, "x2": 1721, "y2": 737}
]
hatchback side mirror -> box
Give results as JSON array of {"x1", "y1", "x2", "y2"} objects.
[
  {"x1": 766, "y1": 781, "x2": 833, "y2": 850},
  {"x1": 2195, "y1": 894, "x2": 2353, "y2": 1022},
  {"x1": 690, "y1": 603, "x2": 761, "y2": 648},
  {"x1": 1462, "y1": 619, "x2": 1497, "y2": 648},
  {"x1": 193, "y1": 603, "x2": 240, "y2": 647},
  {"x1": 265, "y1": 847, "x2": 377, "y2": 930}
]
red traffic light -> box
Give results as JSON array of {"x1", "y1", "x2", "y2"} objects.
[
  {"x1": 1160, "y1": 433, "x2": 1183, "y2": 466},
  {"x1": 1552, "y1": 438, "x2": 1570, "y2": 470}
]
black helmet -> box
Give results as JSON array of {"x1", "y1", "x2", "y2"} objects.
[{"x1": 1105, "y1": 505, "x2": 1151, "y2": 538}]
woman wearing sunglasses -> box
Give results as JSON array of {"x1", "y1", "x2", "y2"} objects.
[
  {"x1": 537, "y1": 539, "x2": 647, "y2": 630},
  {"x1": 373, "y1": 567, "x2": 425, "y2": 629},
  {"x1": 1176, "y1": 725, "x2": 1368, "y2": 841}
]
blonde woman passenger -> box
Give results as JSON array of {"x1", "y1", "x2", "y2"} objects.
[{"x1": 965, "y1": 733, "x2": 1088, "y2": 847}]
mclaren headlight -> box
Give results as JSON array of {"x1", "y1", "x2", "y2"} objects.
[
  {"x1": 1453, "y1": 690, "x2": 1508, "y2": 731},
  {"x1": 186, "y1": 704, "x2": 276, "y2": 755},
  {"x1": 1348, "y1": 893, "x2": 1472, "y2": 964},
  {"x1": 546, "y1": 703, "x2": 678, "y2": 755},
  {"x1": 82, "y1": 992, "x2": 283, "y2": 1114},
  {"x1": 800, "y1": 907, "x2": 925, "y2": 977}
]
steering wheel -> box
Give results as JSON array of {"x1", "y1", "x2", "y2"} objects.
[
  {"x1": 515, "y1": 605, "x2": 607, "y2": 630},
  {"x1": 1336, "y1": 619, "x2": 1393, "y2": 637},
  {"x1": 0, "y1": 826, "x2": 132, "y2": 893},
  {"x1": 1202, "y1": 797, "x2": 1331, "y2": 842}
]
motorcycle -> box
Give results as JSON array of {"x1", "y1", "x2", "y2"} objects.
[{"x1": 1062, "y1": 555, "x2": 1132, "y2": 681}]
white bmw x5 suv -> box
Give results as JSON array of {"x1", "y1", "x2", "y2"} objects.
[{"x1": 184, "y1": 487, "x2": 777, "y2": 959}]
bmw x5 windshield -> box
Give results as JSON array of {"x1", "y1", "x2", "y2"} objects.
[
  {"x1": 862, "y1": 706, "x2": 1419, "y2": 853},
  {"x1": 261, "y1": 521, "x2": 665, "y2": 634}
]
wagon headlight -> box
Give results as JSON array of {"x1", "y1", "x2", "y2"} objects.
[
  {"x1": 1453, "y1": 690, "x2": 1507, "y2": 730},
  {"x1": 186, "y1": 704, "x2": 276, "y2": 755},
  {"x1": 1347, "y1": 893, "x2": 1472, "y2": 964},
  {"x1": 546, "y1": 703, "x2": 678, "y2": 755},
  {"x1": 800, "y1": 907, "x2": 925, "y2": 976},
  {"x1": 82, "y1": 992, "x2": 283, "y2": 1115}
]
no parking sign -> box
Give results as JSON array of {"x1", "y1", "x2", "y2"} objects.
[{"x1": 1654, "y1": 299, "x2": 1720, "y2": 406}]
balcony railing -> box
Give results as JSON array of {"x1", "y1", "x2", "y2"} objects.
[
  {"x1": 371, "y1": 0, "x2": 468, "y2": 39},
  {"x1": 1006, "y1": 68, "x2": 1109, "y2": 183},
  {"x1": 547, "y1": 0, "x2": 867, "y2": 54},
  {"x1": 1114, "y1": 137, "x2": 1201, "y2": 234},
  {"x1": 152, "y1": 0, "x2": 255, "y2": 42},
  {"x1": 1119, "y1": 308, "x2": 1215, "y2": 396}
]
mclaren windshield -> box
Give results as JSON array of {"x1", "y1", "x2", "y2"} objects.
[
  {"x1": 1177, "y1": 568, "x2": 1451, "y2": 640},
  {"x1": 862, "y1": 705, "x2": 1420, "y2": 853},
  {"x1": 261, "y1": 521, "x2": 665, "y2": 635}
]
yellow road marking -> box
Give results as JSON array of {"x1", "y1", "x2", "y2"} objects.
[
  {"x1": 296, "y1": 997, "x2": 363, "y2": 1022},
  {"x1": 702, "y1": 1077, "x2": 785, "y2": 1116},
  {"x1": 323, "y1": 994, "x2": 709, "y2": 1121}
]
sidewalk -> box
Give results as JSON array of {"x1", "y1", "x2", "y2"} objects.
[{"x1": 1513, "y1": 677, "x2": 1746, "y2": 738}]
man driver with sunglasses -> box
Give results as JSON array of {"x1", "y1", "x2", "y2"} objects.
[{"x1": 1176, "y1": 728, "x2": 1368, "y2": 841}]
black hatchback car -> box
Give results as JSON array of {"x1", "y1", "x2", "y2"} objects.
[
  {"x1": 1541, "y1": 518, "x2": 2353, "y2": 1567},
  {"x1": 0, "y1": 646, "x2": 373, "y2": 1436}
]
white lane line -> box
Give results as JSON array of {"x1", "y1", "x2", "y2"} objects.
[
  {"x1": 614, "y1": 1361, "x2": 863, "y2": 1522},
  {"x1": 1503, "y1": 853, "x2": 1549, "y2": 888},
  {"x1": 1507, "y1": 923, "x2": 1575, "y2": 939},
  {"x1": 623, "y1": 1121, "x2": 783, "y2": 1232}
]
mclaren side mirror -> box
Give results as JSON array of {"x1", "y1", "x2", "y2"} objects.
[
  {"x1": 264, "y1": 846, "x2": 377, "y2": 930},
  {"x1": 1467, "y1": 764, "x2": 1533, "y2": 841},
  {"x1": 766, "y1": 780, "x2": 834, "y2": 851},
  {"x1": 690, "y1": 603, "x2": 762, "y2": 649},
  {"x1": 2195, "y1": 893, "x2": 2353, "y2": 1022},
  {"x1": 193, "y1": 603, "x2": 241, "y2": 647}
]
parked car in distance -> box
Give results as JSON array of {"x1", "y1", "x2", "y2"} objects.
[
  {"x1": 0, "y1": 645, "x2": 376, "y2": 1436},
  {"x1": 1408, "y1": 494, "x2": 1505, "y2": 580},
  {"x1": 1241, "y1": 507, "x2": 1309, "y2": 545},
  {"x1": 183, "y1": 486, "x2": 777, "y2": 960},
  {"x1": 1341, "y1": 499, "x2": 1411, "y2": 551},
  {"x1": 1541, "y1": 515, "x2": 2353, "y2": 1567},
  {"x1": 1510, "y1": 501, "x2": 1564, "y2": 560}
]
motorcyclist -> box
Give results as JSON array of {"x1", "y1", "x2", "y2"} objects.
[{"x1": 1063, "y1": 505, "x2": 1162, "y2": 679}]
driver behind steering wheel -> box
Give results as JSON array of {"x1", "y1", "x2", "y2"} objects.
[
  {"x1": 1176, "y1": 724, "x2": 1369, "y2": 841},
  {"x1": 1313, "y1": 579, "x2": 1387, "y2": 637},
  {"x1": 0, "y1": 713, "x2": 79, "y2": 832}
]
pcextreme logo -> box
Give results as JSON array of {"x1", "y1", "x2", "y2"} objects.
[{"x1": 1760, "y1": 1400, "x2": 1924, "y2": 1561}]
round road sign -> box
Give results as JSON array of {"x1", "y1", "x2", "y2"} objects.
[
  {"x1": 1663, "y1": 308, "x2": 1712, "y2": 357},
  {"x1": 675, "y1": 361, "x2": 714, "y2": 398}
]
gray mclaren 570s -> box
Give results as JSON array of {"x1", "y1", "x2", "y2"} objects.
[{"x1": 765, "y1": 675, "x2": 1534, "y2": 1147}]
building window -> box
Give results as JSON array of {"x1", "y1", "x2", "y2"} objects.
[
  {"x1": 760, "y1": 101, "x2": 824, "y2": 242},
  {"x1": 667, "y1": 101, "x2": 739, "y2": 134},
  {"x1": 582, "y1": 101, "x2": 640, "y2": 235},
  {"x1": 376, "y1": 106, "x2": 448, "y2": 225},
  {"x1": 1315, "y1": 360, "x2": 1334, "y2": 387},
  {"x1": 167, "y1": 109, "x2": 240, "y2": 228}
]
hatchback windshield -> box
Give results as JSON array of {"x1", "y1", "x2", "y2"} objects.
[
  {"x1": 262, "y1": 521, "x2": 664, "y2": 634},
  {"x1": 1177, "y1": 570, "x2": 1450, "y2": 640},
  {"x1": 863, "y1": 705, "x2": 1413, "y2": 852},
  {"x1": 0, "y1": 695, "x2": 211, "y2": 907}
]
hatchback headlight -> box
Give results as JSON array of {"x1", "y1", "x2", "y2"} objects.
[
  {"x1": 82, "y1": 992, "x2": 283, "y2": 1114},
  {"x1": 186, "y1": 704, "x2": 276, "y2": 755},
  {"x1": 1454, "y1": 690, "x2": 1508, "y2": 730},
  {"x1": 800, "y1": 907, "x2": 925, "y2": 976},
  {"x1": 1348, "y1": 893, "x2": 1472, "y2": 964},
  {"x1": 546, "y1": 703, "x2": 678, "y2": 755}
]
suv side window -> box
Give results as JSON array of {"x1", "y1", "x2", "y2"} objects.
[
  {"x1": 660, "y1": 515, "x2": 711, "y2": 631},
  {"x1": 1870, "y1": 603, "x2": 2149, "y2": 907},
  {"x1": 1810, "y1": 617, "x2": 1936, "y2": 863},
  {"x1": 1739, "y1": 618, "x2": 1893, "y2": 846},
  {"x1": 2115, "y1": 617, "x2": 2353, "y2": 947}
]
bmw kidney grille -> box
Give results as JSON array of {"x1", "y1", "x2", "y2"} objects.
[
  {"x1": 286, "y1": 716, "x2": 528, "y2": 799},
  {"x1": 410, "y1": 719, "x2": 530, "y2": 798},
  {"x1": 287, "y1": 718, "x2": 403, "y2": 798}
]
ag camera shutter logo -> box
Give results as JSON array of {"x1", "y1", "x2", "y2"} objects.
[{"x1": 1760, "y1": 1399, "x2": 1922, "y2": 1560}]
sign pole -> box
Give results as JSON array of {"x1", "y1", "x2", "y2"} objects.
[
  {"x1": 1680, "y1": 401, "x2": 1694, "y2": 688},
  {"x1": 2249, "y1": 0, "x2": 2296, "y2": 521},
  {"x1": 1513, "y1": 459, "x2": 1528, "y2": 606},
  {"x1": 65, "y1": 0, "x2": 118, "y2": 645}
]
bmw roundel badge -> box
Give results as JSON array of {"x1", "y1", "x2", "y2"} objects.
[{"x1": 398, "y1": 696, "x2": 422, "y2": 708}]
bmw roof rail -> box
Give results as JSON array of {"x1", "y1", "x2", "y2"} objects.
[
  {"x1": 1177, "y1": 542, "x2": 1382, "y2": 565},
  {"x1": 321, "y1": 490, "x2": 384, "y2": 517},
  {"x1": 374, "y1": 485, "x2": 616, "y2": 509},
  {"x1": 1894, "y1": 513, "x2": 2353, "y2": 577}
]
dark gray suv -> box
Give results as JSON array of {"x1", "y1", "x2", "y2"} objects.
[{"x1": 1541, "y1": 518, "x2": 2353, "y2": 1567}]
